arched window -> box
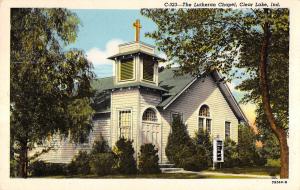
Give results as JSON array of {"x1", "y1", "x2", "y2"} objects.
[
  {"x1": 198, "y1": 105, "x2": 212, "y2": 134},
  {"x1": 199, "y1": 105, "x2": 210, "y2": 117},
  {"x1": 142, "y1": 108, "x2": 157, "y2": 122}
]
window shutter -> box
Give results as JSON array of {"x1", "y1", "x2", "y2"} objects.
[
  {"x1": 120, "y1": 59, "x2": 134, "y2": 80},
  {"x1": 143, "y1": 58, "x2": 154, "y2": 81}
]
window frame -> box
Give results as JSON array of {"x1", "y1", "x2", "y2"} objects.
[
  {"x1": 198, "y1": 104, "x2": 212, "y2": 135},
  {"x1": 118, "y1": 109, "x2": 132, "y2": 139},
  {"x1": 225, "y1": 121, "x2": 231, "y2": 140},
  {"x1": 171, "y1": 112, "x2": 183, "y2": 123},
  {"x1": 142, "y1": 108, "x2": 158, "y2": 123},
  {"x1": 142, "y1": 57, "x2": 155, "y2": 83},
  {"x1": 118, "y1": 58, "x2": 135, "y2": 82}
]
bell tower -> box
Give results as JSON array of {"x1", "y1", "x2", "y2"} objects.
[{"x1": 107, "y1": 19, "x2": 165, "y2": 87}]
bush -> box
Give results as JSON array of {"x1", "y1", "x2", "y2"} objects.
[
  {"x1": 181, "y1": 145, "x2": 209, "y2": 171},
  {"x1": 223, "y1": 139, "x2": 239, "y2": 168},
  {"x1": 29, "y1": 160, "x2": 47, "y2": 176},
  {"x1": 193, "y1": 130, "x2": 213, "y2": 166},
  {"x1": 138, "y1": 143, "x2": 160, "y2": 174},
  {"x1": 90, "y1": 139, "x2": 111, "y2": 155},
  {"x1": 166, "y1": 116, "x2": 210, "y2": 171},
  {"x1": 114, "y1": 138, "x2": 137, "y2": 174},
  {"x1": 253, "y1": 147, "x2": 267, "y2": 166},
  {"x1": 68, "y1": 151, "x2": 90, "y2": 175},
  {"x1": 166, "y1": 116, "x2": 194, "y2": 166},
  {"x1": 29, "y1": 160, "x2": 67, "y2": 176},
  {"x1": 89, "y1": 153, "x2": 115, "y2": 176}
]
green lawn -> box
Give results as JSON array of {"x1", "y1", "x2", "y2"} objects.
[
  {"x1": 37, "y1": 173, "x2": 253, "y2": 179},
  {"x1": 29, "y1": 166, "x2": 279, "y2": 179},
  {"x1": 207, "y1": 166, "x2": 280, "y2": 176}
]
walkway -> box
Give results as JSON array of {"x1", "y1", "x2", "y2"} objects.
[{"x1": 163, "y1": 169, "x2": 278, "y2": 179}]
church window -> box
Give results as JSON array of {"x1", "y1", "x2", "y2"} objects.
[
  {"x1": 143, "y1": 58, "x2": 154, "y2": 82},
  {"x1": 225, "y1": 121, "x2": 231, "y2": 140},
  {"x1": 142, "y1": 108, "x2": 157, "y2": 122},
  {"x1": 119, "y1": 110, "x2": 131, "y2": 139},
  {"x1": 198, "y1": 105, "x2": 212, "y2": 135},
  {"x1": 171, "y1": 112, "x2": 183, "y2": 123},
  {"x1": 120, "y1": 58, "x2": 134, "y2": 81}
]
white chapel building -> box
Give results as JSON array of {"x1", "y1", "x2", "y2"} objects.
[{"x1": 37, "y1": 20, "x2": 247, "y2": 164}]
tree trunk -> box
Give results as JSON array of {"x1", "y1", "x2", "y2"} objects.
[
  {"x1": 259, "y1": 9, "x2": 289, "y2": 178},
  {"x1": 19, "y1": 142, "x2": 28, "y2": 178}
]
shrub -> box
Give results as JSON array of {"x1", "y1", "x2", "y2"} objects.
[
  {"x1": 193, "y1": 130, "x2": 213, "y2": 166},
  {"x1": 166, "y1": 116, "x2": 210, "y2": 171},
  {"x1": 166, "y1": 116, "x2": 194, "y2": 166},
  {"x1": 181, "y1": 145, "x2": 209, "y2": 171},
  {"x1": 90, "y1": 138, "x2": 111, "y2": 155},
  {"x1": 29, "y1": 160, "x2": 67, "y2": 176},
  {"x1": 29, "y1": 160, "x2": 47, "y2": 176},
  {"x1": 68, "y1": 151, "x2": 90, "y2": 175},
  {"x1": 253, "y1": 147, "x2": 267, "y2": 166},
  {"x1": 223, "y1": 139, "x2": 239, "y2": 168},
  {"x1": 89, "y1": 153, "x2": 115, "y2": 176},
  {"x1": 114, "y1": 138, "x2": 137, "y2": 174},
  {"x1": 138, "y1": 143, "x2": 161, "y2": 174}
]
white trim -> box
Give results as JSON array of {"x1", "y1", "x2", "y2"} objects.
[
  {"x1": 116, "y1": 107, "x2": 133, "y2": 140},
  {"x1": 197, "y1": 103, "x2": 213, "y2": 137},
  {"x1": 225, "y1": 121, "x2": 231, "y2": 141},
  {"x1": 163, "y1": 77, "x2": 198, "y2": 110},
  {"x1": 216, "y1": 71, "x2": 248, "y2": 123},
  {"x1": 118, "y1": 57, "x2": 136, "y2": 83}
]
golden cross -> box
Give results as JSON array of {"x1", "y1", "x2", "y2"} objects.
[{"x1": 133, "y1": 19, "x2": 142, "y2": 42}]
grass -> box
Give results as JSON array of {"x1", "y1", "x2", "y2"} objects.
[
  {"x1": 207, "y1": 166, "x2": 280, "y2": 176},
  {"x1": 35, "y1": 173, "x2": 253, "y2": 179}
]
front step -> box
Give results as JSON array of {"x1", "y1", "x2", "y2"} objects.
[
  {"x1": 159, "y1": 163, "x2": 175, "y2": 168},
  {"x1": 160, "y1": 167, "x2": 184, "y2": 172}
]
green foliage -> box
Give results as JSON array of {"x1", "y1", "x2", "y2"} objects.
[
  {"x1": 223, "y1": 139, "x2": 239, "y2": 168},
  {"x1": 29, "y1": 160, "x2": 67, "y2": 176},
  {"x1": 237, "y1": 125, "x2": 258, "y2": 166},
  {"x1": 165, "y1": 116, "x2": 193, "y2": 165},
  {"x1": 166, "y1": 116, "x2": 209, "y2": 171},
  {"x1": 89, "y1": 153, "x2": 115, "y2": 176},
  {"x1": 193, "y1": 130, "x2": 213, "y2": 166},
  {"x1": 181, "y1": 145, "x2": 209, "y2": 171},
  {"x1": 68, "y1": 151, "x2": 90, "y2": 175},
  {"x1": 90, "y1": 138, "x2": 111, "y2": 155},
  {"x1": 138, "y1": 143, "x2": 161, "y2": 174},
  {"x1": 141, "y1": 8, "x2": 288, "y2": 175},
  {"x1": 114, "y1": 138, "x2": 137, "y2": 174},
  {"x1": 10, "y1": 8, "x2": 95, "y2": 177},
  {"x1": 266, "y1": 159, "x2": 281, "y2": 167}
]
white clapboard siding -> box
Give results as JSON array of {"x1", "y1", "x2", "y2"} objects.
[
  {"x1": 33, "y1": 114, "x2": 111, "y2": 164},
  {"x1": 111, "y1": 89, "x2": 139, "y2": 156},
  {"x1": 160, "y1": 76, "x2": 239, "y2": 163},
  {"x1": 91, "y1": 113, "x2": 111, "y2": 146}
]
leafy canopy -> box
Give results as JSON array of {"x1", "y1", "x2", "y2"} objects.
[{"x1": 10, "y1": 8, "x2": 95, "y2": 175}]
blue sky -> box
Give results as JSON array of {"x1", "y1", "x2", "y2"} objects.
[
  {"x1": 68, "y1": 9, "x2": 157, "y2": 77},
  {"x1": 68, "y1": 9, "x2": 256, "y2": 123}
]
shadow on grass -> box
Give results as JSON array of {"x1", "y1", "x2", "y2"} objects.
[
  {"x1": 207, "y1": 166, "x2": 280, "y2": 176},
  {"x1": 29, "y1": 173, "x2": 254, "y2": 179}
]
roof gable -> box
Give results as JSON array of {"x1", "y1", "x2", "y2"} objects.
[{"x1": 92, "y1": 68, "x2": 247, "y2": 123}]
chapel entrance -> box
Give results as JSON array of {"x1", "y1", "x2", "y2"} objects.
[{"x1": 141, "y1": 108, "x2": 161, "y2": 158}]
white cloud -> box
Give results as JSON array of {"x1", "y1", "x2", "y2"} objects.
[{"x1": 86, "y1": 39, "x2": 125, "y2": 66}]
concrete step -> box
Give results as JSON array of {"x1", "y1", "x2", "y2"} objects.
[
  {"x1": 160, "y1": 167, "x2": 184, "y2": 172},
  {"x1": 159, "y1": 163, "x2": 175, "y2": 168}
]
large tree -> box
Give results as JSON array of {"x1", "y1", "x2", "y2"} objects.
[
  {"x1": 141, "y1": 8, "x2": 289, "y2": 178},
  {"x1": 10, "y1": 8, "x2": 95, "y2": 177}
]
